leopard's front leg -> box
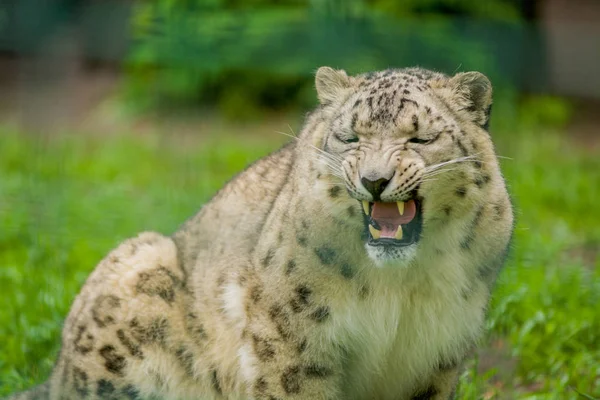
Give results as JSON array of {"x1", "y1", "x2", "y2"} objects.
[{"x1": 239, "y1": 282, "x2": 345, "y2": 400}]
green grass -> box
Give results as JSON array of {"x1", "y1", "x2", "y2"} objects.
[{"x1": 0, "y1": 121, "x2": 598, "y2": 399}]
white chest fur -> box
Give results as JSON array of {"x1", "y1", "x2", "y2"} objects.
[{"x1": 330, "y1": 258, "x2": 487, "y2": 400}]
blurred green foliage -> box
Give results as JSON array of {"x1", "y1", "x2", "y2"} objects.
[{"x1": 124, "y1": 0, "x2": 537, "y2": 118}]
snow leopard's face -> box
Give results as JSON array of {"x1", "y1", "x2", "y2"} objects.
[{"x1": 313, "y1": 67, "x2": 494, "y2": 266}]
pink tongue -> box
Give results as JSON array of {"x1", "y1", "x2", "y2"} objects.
[{"x1": 371, "y1": 200, "x2": 417, "y2": 238}]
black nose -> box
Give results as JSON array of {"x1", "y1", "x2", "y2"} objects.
[{"x1": 361, "y1": 177, "x2": 390, "y2": 200}]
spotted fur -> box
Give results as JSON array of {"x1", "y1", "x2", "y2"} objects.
[{"x1": 7, "y1": 66, "x2": 512, "y2": 400}]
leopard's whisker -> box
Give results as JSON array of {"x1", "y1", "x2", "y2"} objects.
[
  {"x1": 314, "y1": 158, "x2": 345, "y2": 180},
  {"x1": 424, "y1": 155, "x2": 478, "y2": 172},
  {"x1": 313, "y1": 154, "x2": 343, "y2": 174},
  {"x1": 421, "y1": 168, "x2": 458, "y2": 178},
  {"x1": 276, "y1": 130, "x2": 345, "y2": 164}
]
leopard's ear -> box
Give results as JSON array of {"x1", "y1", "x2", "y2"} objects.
[
  {"x1": 431, "y1": 71, "x2": 493, "y2": 129},
  {"x1": 449, "y1": 72, "x2": 493, "y2": 129},
  {"x1": 315, "y1": 67, "x2": 351, "y2": 105}
]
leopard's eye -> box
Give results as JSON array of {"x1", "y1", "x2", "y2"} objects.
[
  {"x1": 336, "y1": 134, "x2": 359, "y2": 144},
  {"x1": 408, "y1": 137, "x2": 432, "y2": 144}
]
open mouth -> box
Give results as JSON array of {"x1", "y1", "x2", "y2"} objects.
[{"x1": 361, "y1": 198, "x2": 423, "y2": 247}]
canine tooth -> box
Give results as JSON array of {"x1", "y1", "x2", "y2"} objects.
[
  {"x1": 395, "y1": 226, "x2": 403, "y2": 240},
  {"x1": 397, "y1": 201, "x2": 404, "y2": 215},
  {"x1": 362, "y1": 201, "x2": 370, "y2": 215},
  {"x1": 369, "y1": 225, "x2": 381, "y2": 239}
]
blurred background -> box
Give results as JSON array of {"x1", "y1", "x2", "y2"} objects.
[{"x1": 0, "y1": 0, "x2": 598, "y2": 398}]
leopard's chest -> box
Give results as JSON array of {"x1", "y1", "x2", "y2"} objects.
[{"x1": 332, "y1": 264, "x2": 488, "y2": 400}]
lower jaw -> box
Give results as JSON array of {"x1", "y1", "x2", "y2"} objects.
[
  {"x1": 366, "y1": 236, "x2": 420, "y2": 247},
  {"x1": 365, "y1": 241, "x2": 419, "y2": 265}
]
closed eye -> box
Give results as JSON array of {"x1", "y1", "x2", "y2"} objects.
[
  {"x1": 408, "y1": 132, "x2": 442, "y2": 144},
  {"x1": 408, "y1": 137, "x2": 432, "y2": 144},
  {"x1": 336, "y1": 134, "x2": 359, "y2": 144}
]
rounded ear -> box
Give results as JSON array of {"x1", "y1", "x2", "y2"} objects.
[
  {"x1": 449, "y1": 72, "x2": 493, "y2": 128},
  {"x1": 315, "y1": 66, "x2": 351, "y2": 105}
]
